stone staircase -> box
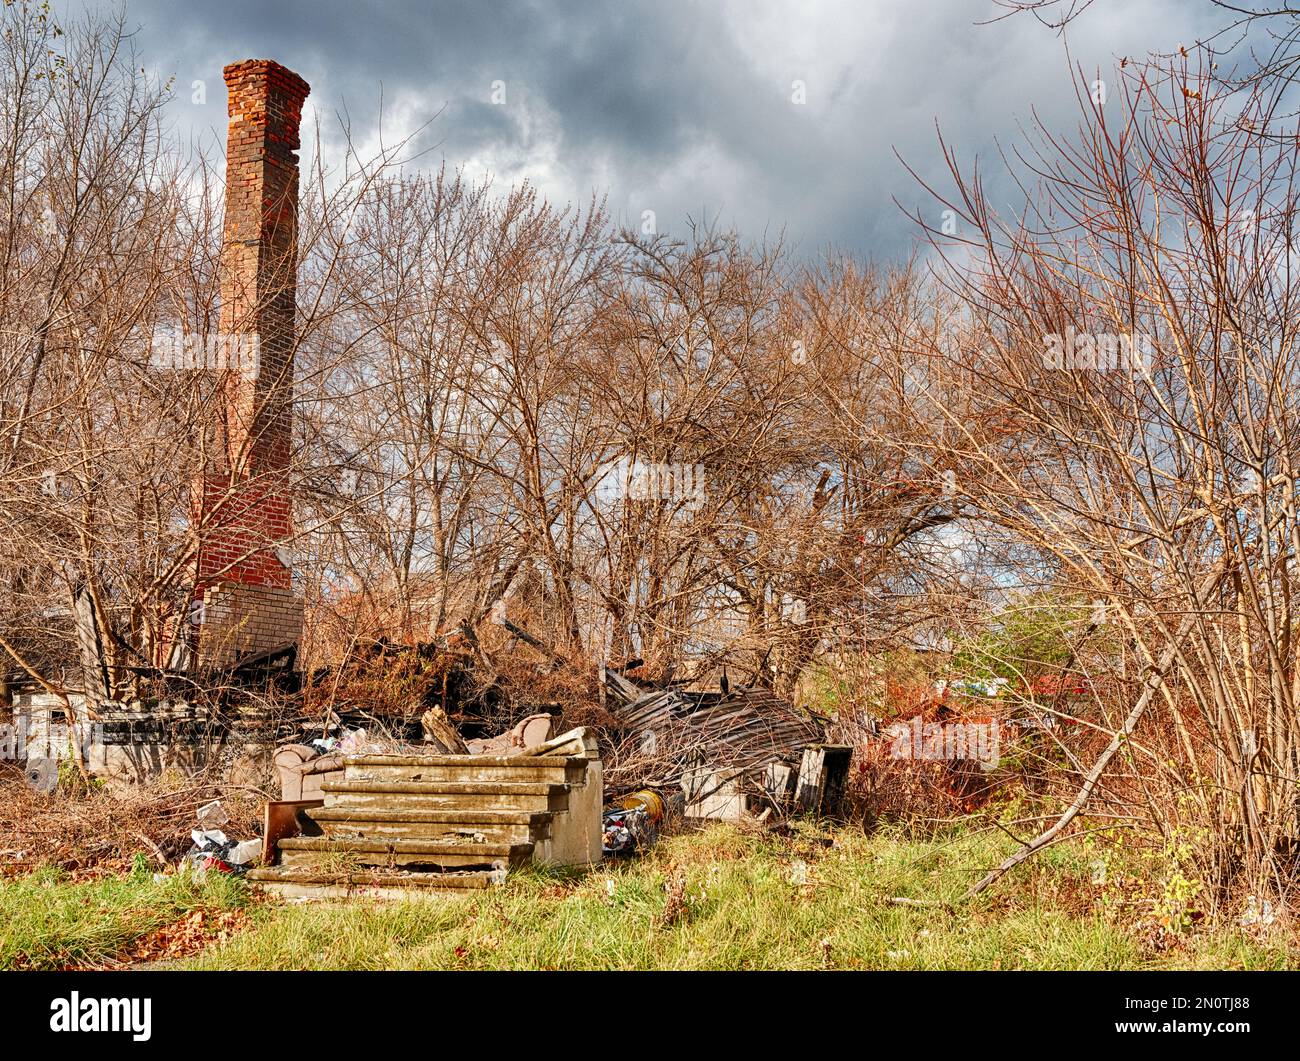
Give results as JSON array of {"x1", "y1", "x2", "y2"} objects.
[{"x1": 248, "y1": 737, "x2": 602, "y2": 900}]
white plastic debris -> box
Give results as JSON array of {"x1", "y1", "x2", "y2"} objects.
[
  {"x1": 228, "y1": 838, "x2": 262, "y2": 866},
  {"x1": 196, "y1": 799, "x2": 229, "y2": 829},
  {"x1": 337, "y1": 728, "x2": 370, "y2": 754},
  {"x1": 192, "y1": 828, "x2": 228, "y2": 847},
  {"x1": 1241, "y1": 895, "x2": 1278, "y2": 928}
]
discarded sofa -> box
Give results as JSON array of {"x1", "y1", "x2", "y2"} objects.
[{"x1": 273, "y1": 744, "x2": 345, "y2": 801}]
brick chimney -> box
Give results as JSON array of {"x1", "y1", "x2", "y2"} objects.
[{"x1": 194, "y1": 60, "x2": 309, "y2": 666}]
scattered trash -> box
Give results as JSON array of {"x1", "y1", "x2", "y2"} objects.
[
  {"x1": 620, "y1": 789, "x2": 667, "y2": 823},
  {"x1": 601, "y1": 786, "x2": 679, "y2": 858},
  {"x1": 185, "y1": 828, "x2": 234, "y2": 877},
  {"x1": 602, "y1": 805, "x2": 658, "y2": 857},
  {"x1": 192, "y1": 828, "x2": 227, "y2": 847},
  {"x1": 228, "y1": 838, "x2": 261, "y2": 865},
  {"x1": 1241, "y1": 895, "x2": 1278, "y2": 929},
  {"x1": 789, "y1": 859, "x2": 809, "y2": 886},
  {"x1": 183, "y1": 805, "x2": 260, "y2": 877},
  {"x1": 196, "y1": 799, "x2": 229, "y2": 830},
  {"x1": 336, "y1": 728, "x2": 372, "y2": 755}
]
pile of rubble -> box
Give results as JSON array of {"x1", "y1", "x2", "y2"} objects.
[
  {"x1": 603, "y1": 667, "x2": 851, "y2": 824},
  {"x1": 243, "y1": 663, "x2": 852, "y2": 892},
  {"x1": 4, "y1": 638, "x2": 855, "y2": 892}
]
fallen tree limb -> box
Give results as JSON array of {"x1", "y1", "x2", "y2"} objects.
[
  {"x1": 132, "y1": 830, "x2": 169, "y2": 867},
  {"x1": 500, "y1": 617, "x2": 567, "y2": 668},
  {"x1": 963, "y1": 637, "x2": 1181, "y2": 899}
]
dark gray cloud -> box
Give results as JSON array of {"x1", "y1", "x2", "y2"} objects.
[{"x1": 82, "y1": 0, "x2": 1224, "y2": 259}]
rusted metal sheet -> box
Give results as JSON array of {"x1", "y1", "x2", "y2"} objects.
[{"x1": 262, "y1": 799, "x2": 325, "y2": 866}]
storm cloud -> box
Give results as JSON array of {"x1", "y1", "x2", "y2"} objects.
[{"x1": 91, "y1": 0, "x2": 1224, "y2": 259}]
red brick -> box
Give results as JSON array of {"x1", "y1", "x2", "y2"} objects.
[{"x1": 195, "y1": 60, "x2": 309, "y2": 664}]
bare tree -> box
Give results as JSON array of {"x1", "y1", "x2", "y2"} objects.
[{"x1": 913, "y1": 46, "x2": 1300, "y2": 906}]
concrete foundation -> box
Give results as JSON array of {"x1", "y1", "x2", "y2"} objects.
[{"x1": 3, "y1": 692, "x2": 279, "y2": 788}]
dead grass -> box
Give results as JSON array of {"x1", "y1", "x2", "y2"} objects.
[
  {"x1": 121, "y1": 906, "x2": 253, "y2": 965},
  {"x1": 0, "y1": 763, "x2": 262, "y2": 879}
]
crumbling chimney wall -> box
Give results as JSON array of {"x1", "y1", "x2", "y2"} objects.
[{"x1": 196, "y1": 60, "x2": 310, "y2": 666}]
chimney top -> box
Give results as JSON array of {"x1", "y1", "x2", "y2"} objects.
[{"x1": 222, "y1": 59, "x2": 310, "y2": 105}]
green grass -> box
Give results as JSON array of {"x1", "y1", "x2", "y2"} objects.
[
  {"x1": 2, "y1": 825, "x2": 1294, "y2": 970},
  {"x1": 190, "y1": 823, "x2": 1295, "y2": 970},
  {"x1": 0, "y1": 855, "x2": 252, "y2": 970}
]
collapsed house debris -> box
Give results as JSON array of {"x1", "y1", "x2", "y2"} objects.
[
  {"x1": 4, "y1": 690, "x2": 297, "y2": 789},
  {"x1": 603, "y1": 667, "x2": 850, "y2": 822},
  {"x1": 1, "y1": 620, "x2": 535, "y2": 794},
  {"x1": 5, "y1": 636, "x2": 852, "y2": 887}
]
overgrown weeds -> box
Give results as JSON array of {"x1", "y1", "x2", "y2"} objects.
[{"x1": 0, "y1": 762, "x2": 261, "y2": 878}]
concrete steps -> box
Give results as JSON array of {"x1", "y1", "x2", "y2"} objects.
[
  {"x1": 321, "y1": 779, "x2": 571, "y2": 813},
  {"x1": 344, "y1": 753, "x2": 588, "y2": 785},
  {"x1": 250, "y1": 734, "x2": 603, "y2": 900},
  {"x1": 277, "y1": 835, "x2": 533, "y2": 869},
  {"x1": 246, "y1": 864, "x2": 504, "y2": 900},
  {"x1": 309, "y1": 806, "x2": 553, "y2": 844}
]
